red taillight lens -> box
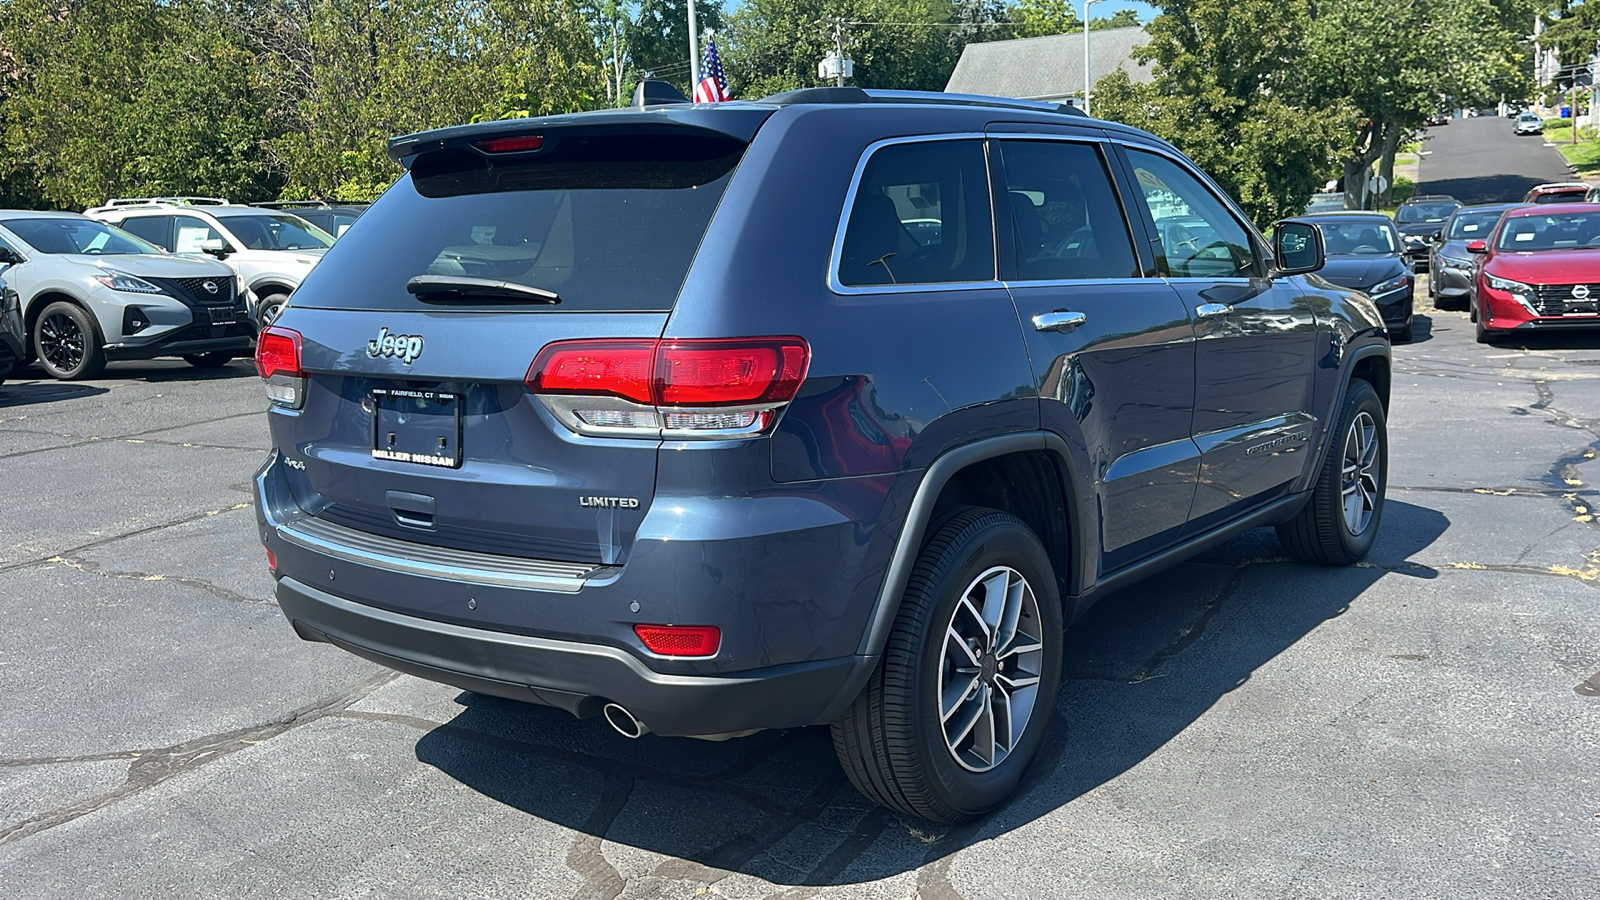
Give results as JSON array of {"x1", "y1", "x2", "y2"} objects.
[
  {"x1": 633, "y1": 624, "x2": 721, "y2": 657},
  {"x1": 656, "y1": 339, "x2": 809, "y2": 406},
  {"x1": 475, "y1": 134, "x2": 544, "y2": 153},
  {"x1": 265, "y1": 548, "x2": 277, "y2": 572},
  {"x1": 527, "y1": 340, "x2": 656, "y2": 404},
  {"x1": 255, "y1": 326, "x2": 304, "y2": 379},
  {"x1": 526, "y1": 337, "x2": 809, "y2": 407}
]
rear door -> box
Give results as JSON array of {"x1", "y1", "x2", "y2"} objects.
[
  {"x1": 1116, "y1": 145, "x2": 1320, "y2": 531},
  {"x1": 270, "y1": 125, "x2": 753, "y2": 567},
  {"x1": 992, "y1": 136, "x2": 1200, "y2": 572}
]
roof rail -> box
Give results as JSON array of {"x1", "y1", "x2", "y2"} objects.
[
  {"x1": 251, "y1": 200, "x2": 333, "y2": 210},
  {"x1": 102, "y1": 196, "x2": 232, "y2": 207},
  {"x1": 757, "y1": 87, "x2": 1087, "y2": 118}
]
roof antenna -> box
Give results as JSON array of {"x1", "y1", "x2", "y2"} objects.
[{"x1": 634, "y1": 80, "x2": 690, "y2": 109}]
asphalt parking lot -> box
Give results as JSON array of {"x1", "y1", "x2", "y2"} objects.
[{"x1": 1, "y1": 299, "x2": 1597, "y2": 898}]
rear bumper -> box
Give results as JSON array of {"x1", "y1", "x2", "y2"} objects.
[{"x1": 277, "y1": 576, "x2": 872, "y2": 737}]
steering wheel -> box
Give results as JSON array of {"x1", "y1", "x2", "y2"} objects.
[
  {"x1": 1166, "y1": 223, "x2": 1200, "y2": 251},
  {"x1": 1052, "y1": 226, "x2": 1098, "y2": 259}
]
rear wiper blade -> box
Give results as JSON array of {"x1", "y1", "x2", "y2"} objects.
[{"x1": 406, "y1": 275, "x2": 560, "y2": 304}]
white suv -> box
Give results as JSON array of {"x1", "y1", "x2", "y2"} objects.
[{"x1": 85, "y1": 197, "x2": 333, "y2": 329}]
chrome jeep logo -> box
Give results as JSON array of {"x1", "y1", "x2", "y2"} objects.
[{"x1": 367, "y1": 327, "x2": 424, "y2": 364}]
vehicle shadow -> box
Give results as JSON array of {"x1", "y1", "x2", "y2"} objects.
[
  {"x1": 1488, "y1": 331, "x2": 1600, "y2": 352},
  {"x1": 411, "y1": 500, "x2": 1448, "y2": 887},
  {"x1": 0, "y1": 377, "x2": 109, "y2": 408},
  {"x1": 1401, "y1": 312, "x2": 1436, "y2": 344}
]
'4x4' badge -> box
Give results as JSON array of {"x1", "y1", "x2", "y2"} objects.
[{"x1": 367, "y1": 327, "x2": 424, "y2": 364}]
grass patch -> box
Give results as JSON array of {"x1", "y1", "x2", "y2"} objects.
[
  {"x1": 1556, "y1": 140, "x2": 1600, "y2": 173},
  {"x1": 1543, "y1": 123, "x2": 1597, "y2": 143},
  {"x1": 1400, "y1": 140, "x2": 1421, "y2": 154}
]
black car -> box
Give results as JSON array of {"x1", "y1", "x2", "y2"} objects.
[
  {"x1": 1292, "y1": 212, "x2": 1415, "y2": 341},
  {"x1": 0, "y1": 273, "x2": 23, "y2": 385},
  {"x1": 1428, "y1": 203, "x2": 1516, "y2": 311},
  {"x1": 1394, "y1": 194, "x2": 1462, "y2": 270},
  {"x1": 255, "y1": 85, "x2": 1392, "y2": 823},
  {"x1": 250, "y1": 201, "x2": 370, "y2": 239}
]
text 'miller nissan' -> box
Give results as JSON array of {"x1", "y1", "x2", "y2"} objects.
[{"x1": 254, "y1": 86, "x2": 1391, "y2": 823}]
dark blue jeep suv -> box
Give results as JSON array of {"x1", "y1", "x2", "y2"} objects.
[{"x1": 254, "y1": 87, "x2": 1391, "y2": 823}]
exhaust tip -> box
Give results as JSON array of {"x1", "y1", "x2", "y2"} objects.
[{"x1": 602, "y1": 702, "x2": 649, "y2": 739}]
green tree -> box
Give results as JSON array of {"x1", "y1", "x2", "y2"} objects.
[
  {"x1": 631, "y1": 0, "x2": 725, "y2": 96},
  {"x1": 0, "y1": 0, "x2": 280, "y2": 208},
  {"x1": 1091, "y1": 0, "x2": 1346, "y2": 225},
  {"x1": 1012, "y1": 0, "x2": 1080, "y2": 37},
  {"x1": 722, "y1": 0, "x2": 960, "y2": 98}
]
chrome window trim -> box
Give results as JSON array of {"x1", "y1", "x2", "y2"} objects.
[{"x1": 828, "y1": 133, "x2": 1002, "y2": 296}]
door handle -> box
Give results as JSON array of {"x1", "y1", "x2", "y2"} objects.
[
  {"x1": 1195, "y1": 303, "x2": 1232, "y2": 318},
  {"x1": 1033, "y1": 310, "x2": 1087, "y2": 333}
]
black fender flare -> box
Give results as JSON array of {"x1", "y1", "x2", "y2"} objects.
[
  {"x1": 851, "y1": 431, "x2": 1089, "y2": 660},
  {"x1": 1303, "y1": 338, "x2": 1391, "y2": 493}
]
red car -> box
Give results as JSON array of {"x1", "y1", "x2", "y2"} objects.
[{"x1": 1468, "y1": 202, "x2": 1600, "y2": 342}]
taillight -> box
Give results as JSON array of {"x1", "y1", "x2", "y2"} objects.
[
  {"x1": 634, "y1": 624, "x2": 721, "y2": 657},
  {"x1": 475, "y1": 134, "x2": 544, "y2": 153},
  {"x1": 526, "y1": 337, "x2": 809, "y2": 439},
  {"x1": 256, "y1": 325, "x2": 306, "y2": 408}
]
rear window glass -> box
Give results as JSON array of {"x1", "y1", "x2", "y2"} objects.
[{"x1": 289, "y1": 130, "x2": 745, "y2": 312}]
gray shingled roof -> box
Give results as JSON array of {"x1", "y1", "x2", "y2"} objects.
[{"x1": 944, "y1": 27, "x2": 1154, "y2": 102}]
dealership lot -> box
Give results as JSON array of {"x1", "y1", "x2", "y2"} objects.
[{"x1": 1, "y1": 308, "x2": 1598, "y2": 898}]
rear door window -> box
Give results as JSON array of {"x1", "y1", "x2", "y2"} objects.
[
  {"x1": 838, "y1": 140, "x2": 995, "y2": 288},
  {"x1": 173, "y1": 215, "x2": 227, "y2": 253},
  {"x1": 290, "y1": 130, "x2": 747, "y2": 312},
  {"x1": 995, "y1": 140, "x2": 1140, "y2": 281},
  {"x1": 118, "y1": 216, "x2": 173, "y2": 250}
]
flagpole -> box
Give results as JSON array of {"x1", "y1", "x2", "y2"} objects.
[{"x1": 687, "y1": 0, "x2": 701, "y2": 94}]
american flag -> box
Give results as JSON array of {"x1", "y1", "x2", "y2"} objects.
[{"x1": 693, "y1": 34, "x2": 729, "y2": 103}]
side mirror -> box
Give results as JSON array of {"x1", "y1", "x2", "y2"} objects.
[
  {"x1": 1466, "y1": 240, "x2": 1488, "y2": 254},
  {"x1": 201, "y1": 244, "x2": 234, "y2": 260},
  {"x1": 0, "y1": 247, "x2": 23, "y2": 265},
  {"x1": 1272, "y1": 220, "x2": 1325, "y2": 276}
]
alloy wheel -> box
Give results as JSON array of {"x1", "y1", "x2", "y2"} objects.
[
  {"x1": 38, "y1": 311, "x2": 86, "y2": 374},
  {"x1": 938, "y1": 565, "x2": 1045, "y2": 773},
  {"x1": 1341, "y1": 411, "x2": 1381, "y2": 536}
]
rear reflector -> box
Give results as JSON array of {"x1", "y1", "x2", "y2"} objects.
[
  {"x1": 255, "y1": 326, "x2": 304, "y2": 379},
  {"x1": 634, "y1": 624, "x2": 721, "y2": 657},
  {"x1": 475, "y1": 134, "x2": 545, "y2": 153},
  {"x1": 265, "y1": 548, "x2": 277, "y2": 572}
]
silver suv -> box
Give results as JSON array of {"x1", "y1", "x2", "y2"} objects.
[
  {"x1": 84, "y1": 198, "x2": 333, "y2": 330},
  {"x1": 0, "y1": 211, "x2": 249, "y2": 379}
]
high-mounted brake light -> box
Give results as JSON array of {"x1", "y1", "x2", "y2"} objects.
[
  {"x1": 256, "y1": 326, "x2": 306, "y2": 409},
  {"x1": 526, "y1": 337, "x2": 810, "y2": 439},
  {"x1": 475, "y1": 135, "x2": 545, "y2": 153},
  {"x1": 634, "y1": 624, "x2": 721, "y2": 657}
]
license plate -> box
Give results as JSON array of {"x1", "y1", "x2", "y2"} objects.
[
  {"x1": 207, "y1": 307, "x2": 237, "y2": 325},
  {"x1": 371, "y1": 389, "x2": 463, "y2": 468}
]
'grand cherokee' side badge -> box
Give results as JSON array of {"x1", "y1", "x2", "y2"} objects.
[{"x1": 367, "y1": 327, "x2": 424, "y2": 364}]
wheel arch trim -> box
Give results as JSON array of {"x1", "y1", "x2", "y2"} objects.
[{"x1": 854, "y1": 431, "x2": 1089, "y2": 659}]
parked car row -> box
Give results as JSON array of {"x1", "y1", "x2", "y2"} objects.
[{"x1": 0, "y1": 197, "x2": 366, "y2": 380}]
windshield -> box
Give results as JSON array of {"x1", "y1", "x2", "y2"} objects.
[
  {"x1": 290, "y1": 130, "x2": 746, "y2": 312},
  {"x1": 1319, "y1": 221, "x2": 1400, "y2": 255},
  {"x1": 1446, "y1": 210, "x2": 1506, "y2": 239},
  {"x1": 220, "y1": 214, "x2": 333, "y2": 251},
  {"x1": 1, "y1": 217, "x2": 163, "y2": 256},
  {"x1": 1396, "y1": 202, "x2": 1459, "y2": 224},
  {"x1": 1519, "y1": 113, "x2": 1541, "y2": 122},
  {"x1": 1496, "y1": 211, "x2": 1600, "y2": 250}
]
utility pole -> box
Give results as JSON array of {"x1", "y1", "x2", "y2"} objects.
[
  {"x1": 687, "y1": 0, "x2": 701, "y2": 93},
  {"x1": 831, "y1": 17, "x2": 847, "y2": 87},
  {"x1": 819, "y1": 17, "x2": 852, "y2": 87},
  {"x1": 1082, "y1": 0, "x2": 1106, "y2": 116}
]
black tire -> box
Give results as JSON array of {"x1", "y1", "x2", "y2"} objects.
[
  {"x1": 32, "y1": 301, "x2": 106, "y2": 380},
  {"x1": 1391, "y1": 315, "x2": 1414, "y2": 343},
  {"x1": 831, "y1": 507, "x2": 1064, "y2": 823},
  {"x1": 1474, "y1": 303, "x2": 1495, "y2": 344},
  {"x1": 255, "y1": 292, "x2": 290, "y2": 330},
  {"x1": 182, "y1": 352, "x2": 234, "y2": 368},
  {"x1": 1276, "y1": 379, "x2": 1387, "y2": 565}
]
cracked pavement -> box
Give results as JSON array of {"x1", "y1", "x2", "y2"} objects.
[{"x1": 2, "y1": 302, "x2": 1600, "y2": 895}]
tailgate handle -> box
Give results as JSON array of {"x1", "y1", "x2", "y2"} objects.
[{"x1": 386, "y1": 491, "x2": 436, "y2": 530}]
